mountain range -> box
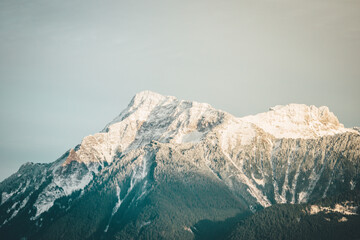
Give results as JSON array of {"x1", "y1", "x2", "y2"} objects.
[{"x1": 1, "y1": 91, "x2": 359, "y2": 240}]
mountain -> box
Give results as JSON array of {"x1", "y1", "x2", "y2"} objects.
[{"x1": 0, "y1": 91, "x2": 359, "y2": 240}]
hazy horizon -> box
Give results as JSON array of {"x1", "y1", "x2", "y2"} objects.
[{"x1": 1, "y1": 0, "x2": 359, "y2": 181}]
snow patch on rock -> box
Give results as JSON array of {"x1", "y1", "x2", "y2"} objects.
[
  {"x1": 1, "y1": 183, "x2": 23, "y2": 205},
  {"x1": 338, "y1": 217, "x2": 348, "y2": 222},
  {"x1": 181, "y1": 131, "x2": 205, "y2": 143},
  {"x1": 184, "y1": 226, "x2": 194, "y2": 234},
  {"x1": 139, "y1": 221, "x2": 151, "y2": 229},
  {"x1": 309, "y1": 201, "x2": 358, "y2": 216},
  {"x1": 31, "y1": 171, "x2": 93, "y2": 220},
  {"x1": 251, "y1": 173, "x2": 265, "y2": 187},
  {"x1": 104, "y1": 184, "x2": 122, "y2": 233}
]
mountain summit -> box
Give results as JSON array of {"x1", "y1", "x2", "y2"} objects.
[
  {"x1": 243, "y1": 103, "x2": 350, "y2": 139},
  {"x1": 1, "y1": 91, "x2": 359, "y2": 240}
]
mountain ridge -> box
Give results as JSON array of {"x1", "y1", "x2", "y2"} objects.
[{"x1": 0, "y1": 91, "x2": 359, "y2": 240}]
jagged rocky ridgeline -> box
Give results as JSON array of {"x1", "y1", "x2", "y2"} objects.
[{"x1": 0, "y1": 91, "x2": 359, "y2": 240}]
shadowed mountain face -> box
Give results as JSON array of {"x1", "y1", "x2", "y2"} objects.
[{"x1": 0, "y1": 91, "x2": 359, "y2": 240}]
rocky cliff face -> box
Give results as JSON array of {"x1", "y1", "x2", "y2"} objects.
[{"x1": 0, "y1": 91, "x2": 359, "y2": 239}]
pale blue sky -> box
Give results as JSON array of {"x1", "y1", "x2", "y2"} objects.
[{"x1": 1, "y1": 0, "x2": 359, "y2": 180}]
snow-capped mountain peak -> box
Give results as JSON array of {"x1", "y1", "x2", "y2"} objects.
[
  {"x1": 65, "y1": 91, "x2": 222, "y2": 165},
  {"x1": 130, "y1": 90, "x2": 170, "y2": 108},
  {"x1": 241, "y1": 103, "x2": 355, "y2": 139}
]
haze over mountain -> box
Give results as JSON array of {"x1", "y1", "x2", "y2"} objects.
[{"x1": 1, "y1": 91, "x2": 359, "y2": 240}]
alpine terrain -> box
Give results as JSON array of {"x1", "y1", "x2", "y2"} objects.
[{"x1": 1, "y1": 91, "x2": 359, "y2": 240}]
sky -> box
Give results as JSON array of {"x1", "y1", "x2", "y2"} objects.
[{"x1": 0, "y1": 0, "x2": 359, "y2": 181}]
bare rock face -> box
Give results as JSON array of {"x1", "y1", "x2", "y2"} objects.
[{"x1": 0, "y1": 91, "x2": 359, "y2": 240}]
